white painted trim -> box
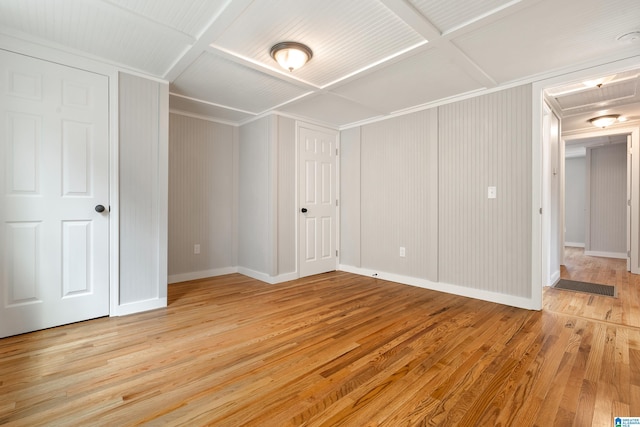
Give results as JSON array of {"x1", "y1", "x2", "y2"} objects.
[
  {"x1": 112, "y1": 298, "x2": 167, "y2": 317},
  {"x1": 237, "y1": 267, "x2": 298, "y2": 284},
  {"x1": 550, "y1": 270, "x2": 561, "y2": 286},
  {"x1": 168, "y1": 267, "x2": 239, "y2": 284},
  {"x1": 584, "y1": 251, "x2": 627, "y2": 260},
  {"x1": 565, "y1": 242, "x2": 585, "y2": 248},
  {"x1": 339, "y1": 265, "x2": 538, "y2": 310}
]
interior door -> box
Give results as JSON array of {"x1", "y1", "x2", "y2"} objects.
[
  {"x1": 0, "y1": 50, "x2": 110, "y2": 338},
  {"x1": 298, "y1": 124, "x2": 337, "y2": 278}
]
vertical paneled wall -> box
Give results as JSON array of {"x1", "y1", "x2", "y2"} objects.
[
  {"x1": 588, "y1": 143, "x2": 627, "y2": 254},
  {"x1": 277, "y1": 116, "x2": 296, "y2": 275},
  {"x1": 438, "y1": 85, "x2": 532, "y2": 297},
  {"x1": 341, "y1": 84, "x2": 533, "y2": 302},
  {"x1": 238, "y1": 116, "x2": 273, "y2": 274},
  {"x1": 168, "y1": 114, "x2": 237, "y2": 279},
  {"x1": 119, "y1": 73, "x2": 168, "y2": 306},
  {"x1": 340, "y1": 127, "x2": 362, "y2": 267},
  {"x1": 565, "y1": 157, "x2": 586, "y2": 246},
  {"x1": 360, "y1": 110, "x2": 438, "y2": 281}
]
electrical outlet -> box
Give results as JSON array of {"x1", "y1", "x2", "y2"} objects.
[
  {"x1": 399, "y1": 247, "x2": 406, "y2": 257},
  {"x1": 194, "y1": 244, "x2": 200, "y2": 254}
]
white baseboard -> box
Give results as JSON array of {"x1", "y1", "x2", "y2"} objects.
[
  {"x1": 564, "y1": 242, "x2": 585, "y2": 248},
  {"x1": 549, "y1": 270, "x2": 561, "y2": 287},
  {"x1": 168, "y1": 267, "x2": 238, "y2": 284},
  {"x1": 584, "y1": 251, "x2": 627, "y2": 259},
  {"x1": 112, "y1": 297, "x2": 167, "y2": 316},
  {"x1": 338, "y1": 264, "x2": 539, "y2": 310},
  {"x1": 237, "y1": 267, "x2": 298, "y2": 284}
]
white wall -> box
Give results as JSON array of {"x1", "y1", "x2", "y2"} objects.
[
  {"x1": 118, "y1": 72, "x2": 168, "y2": 312},
  {"x1": 168, "y1": 114, "x2": 238, "y2": 283},
  {"x1": 565, "y1": 156, "x2": 586, "y2": 246},
  {"x1": 587, "y1": 143, "x2": 627, "y2": 256}
]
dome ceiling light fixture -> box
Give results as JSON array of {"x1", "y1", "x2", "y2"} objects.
[
  {"x1": 589, "y1": 114, "x2": 621, "y2": 128},
  {"x1": 270, "y1": 41, "x2": 313, "y2": 72}
]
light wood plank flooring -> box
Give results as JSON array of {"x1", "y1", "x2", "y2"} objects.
[
  {"x1": 544, "y1": 246, "x2": 640, "y2": 328},
  {"x1": 1, "y1": 263, "x2": 639, "y2": 426}
]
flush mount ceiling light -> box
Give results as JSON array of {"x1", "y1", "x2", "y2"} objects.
[
  {"x1": 270, "y1": 42, "x2": 313, "y2": 72},
  {"x1": 589, "y1": 114, "x2": 620, "y2": 128},
  {"x1": 583, "y1": 75, "x2": 615, "y2": 88}
]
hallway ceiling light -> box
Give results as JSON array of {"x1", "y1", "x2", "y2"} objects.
[
  {"x1": 270, "y1": 42, "x2": 313, "y2": 72},
  {"x1": 582, "y1": 75, "x2": 615, "y2": 88},
  {"x1": 589, "y1": 114, "x2": 620, "y2": 128}
]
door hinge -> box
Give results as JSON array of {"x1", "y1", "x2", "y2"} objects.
[
  {"x1": 336, "y1": 199, "x2": 339, "y2": 206},
  {"x1": 335, "y1": 148, "x2": 338, "y2": 156},
  {"x1": 336, "y1": 250, "x2": 338, "y2": 257},
  {"x1": 539, "y1": 208, "x2": 542, "y2": 214},
  {"x1": 628, "y1": 250, "x2": 631, "y2": 257}
]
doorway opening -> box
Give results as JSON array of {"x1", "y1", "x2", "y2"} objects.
[{"x1": 532, "y1": 59, "x2": 640, "y2": 309}]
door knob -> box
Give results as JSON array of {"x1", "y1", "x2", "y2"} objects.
[
  {"x1": 95, "y1": 205, "x2": 106, "y2": 213},
  {"x1": 301, "y1": 208, "x2": 308, "y2": 213}
]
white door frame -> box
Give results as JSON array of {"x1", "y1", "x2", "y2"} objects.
[
  {"x1": 295, "y1": 121, "x2": 340, "y2": 278},
  {"x1": 0, "y1": 38, "x2": 121, "y2": 316},
  {"x1": 532, "y1": 57, "x2": 640, "y2": 309}
]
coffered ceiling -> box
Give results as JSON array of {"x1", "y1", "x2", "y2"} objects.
[{"x1": 1, "y1": 0, "x2": 639, "y2": 128}]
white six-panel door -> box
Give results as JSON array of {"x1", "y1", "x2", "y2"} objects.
[
  {"x1": 298, "y1": 124, "x2": 338, "y2": 278},
  {"x1": 0, "y1": 50, "x2": 109, "y2": 338}
]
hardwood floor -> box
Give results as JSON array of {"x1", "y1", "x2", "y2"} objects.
[
  {"x1": 1, "y1": 263, "x2": 639, "y2": 426},
  {"x1": 544, "y1": 246, "x2": 640, "y2": 328}
]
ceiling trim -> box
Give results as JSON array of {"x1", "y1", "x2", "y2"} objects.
[
  {"x1": 170, "y1": 92, "x2": 257, "y2": 115},
  {"x1": 380, "y1": 0, "x2": 496, "y2": 89},
  {"x1": 169, "y1": 108, "x2": 240, "y2": 127},
  {"x1": 163, "y1": 0, "x2": 255, "y2": 81}
]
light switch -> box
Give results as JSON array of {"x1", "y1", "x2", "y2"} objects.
[{"x1": 488, "y1": 186, "x2": 496, "y2": 199}]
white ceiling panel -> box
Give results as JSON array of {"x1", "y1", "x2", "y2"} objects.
[
  {"x1": 0, "y1": 0, "x2": 191, "y2": 75},
  {"x1": 1, "y1": 0, "x2": 639, "y2": 128},
  {"x1": 278, "y1": 93, "x2": 384, "y2": 127},
  {"x1": 169, "y1": 94, "x2": 254, "y2": 123},
  {"x1": 332, "y1": 47, "x2": 483, "y2": 113},
  {"x1": 408, "y1": 0, "x2": 514, "y2": 33},
  {"x1": 105, "y1": 0, "x2": 228, "y2": 38},
  {"x1": 212, "y1": 0, "x2": 426, "y2": 87},
  {"x1": 453, "y1": 0, "x2": 640, "y2": 84},
  {"x1": 172, "y1": 52, "x2": 310, "y2": 114},
  {"x1": 556, "y1": 80, "x2": 638, "y2": 111}
]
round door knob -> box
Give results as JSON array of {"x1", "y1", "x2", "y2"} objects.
[
  {"x1": 95, "y1": 205, "x2": 106, "y2": 213},
  {"x1": 301, "y1": 208, "x2": 308, "y2": 213}
]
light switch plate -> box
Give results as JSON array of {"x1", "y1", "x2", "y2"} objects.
[{"x1": 488, "y1": 186, "x2": 496, "y2": 199}]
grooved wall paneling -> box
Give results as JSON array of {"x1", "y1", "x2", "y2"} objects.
[
  {"x1": 340, "y1": 127, "x2": 361, "y2": 267},
  {"x1": 277, "y1": 116, "x2": 296, "y2": 275},
  {"x1": 360, "y1": 109, "x2": 438, "y2": 281},
  {"x1": 168, "y1": 114, "x2": 236, "y2": 276},
  {"x1": 589, "y1": 143, "x2": 627, "y2": 253},
  {"x1": 565, "y1": 156, "x2": 586, "y2": 245},
  {"x1": 438, "y1": 85, "x2": 531, "y2": 297},
  {"x1": 238, "y1": 116, "x2": 272, "y2": 274},
  {"x1": 119, "y1": 72, "x2": 168, "y2": 304}
]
